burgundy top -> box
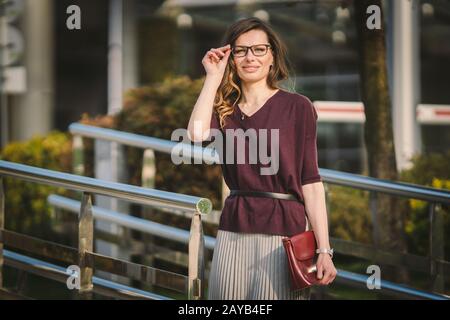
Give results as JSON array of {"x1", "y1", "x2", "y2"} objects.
[{"x1": 209, "y1": 89, "x2": 322, "y2": 237}]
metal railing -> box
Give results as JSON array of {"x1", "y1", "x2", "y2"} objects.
[
  {"x1": 319, "y1": 168, "x2": 450, "y2": 293},
  {"x1": 47, "y1": 194, "x2": 217, "y2": 250},
  {"x1": 2, "y1": 123, "x2": 448, "y2": 299},
  {"x1": 0, "y1": 160, "x2": 212, "y2": 300},
  {"x1": 2, "y1": 250, "x2": 171, "y2": 300},
  {"x1": 69, "y1": 123, "x2": 449, "y2": 298},
  {"x1": 47, "y1": 193, "x2": 449, "y2": 300}
]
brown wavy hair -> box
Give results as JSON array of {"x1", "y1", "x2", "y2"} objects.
[{"x1": 214, "y1": 17, "x2": 293, "y2": 129}]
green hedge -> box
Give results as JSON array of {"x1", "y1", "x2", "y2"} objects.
[
  {"x1": 0, "y1": 131, "x2": 73, "y2": 239},
  {"x1": 328, "y1": 185, "x2": 372, "y2": 244},
  {"x1": 400, "y1": 151, "x2": 450, "y2": 257}
]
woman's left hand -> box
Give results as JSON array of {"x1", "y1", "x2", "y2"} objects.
[{"x1": 316, "y1": 253, "x2": 337, "y2": 285}]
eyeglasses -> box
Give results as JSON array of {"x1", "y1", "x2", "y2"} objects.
[{"x1": 232, "y1": 44, "x2": 271, "y2": 57}]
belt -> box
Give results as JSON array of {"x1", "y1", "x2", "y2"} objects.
[{"x1": 229, "y1": 190, "x2": 304, "y2": 206}]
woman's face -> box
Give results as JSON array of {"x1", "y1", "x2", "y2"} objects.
[{"x1": 232, "y1": 29, "x2": 274, "y2": 85}]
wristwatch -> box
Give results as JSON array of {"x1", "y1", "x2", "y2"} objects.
[{"x1": 316, "y1": 248, "x2": 334, "y2": 259}]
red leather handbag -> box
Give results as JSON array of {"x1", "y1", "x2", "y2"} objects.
[{"x1": 282, "y1": 230, "x2": 319, "y2": 291}]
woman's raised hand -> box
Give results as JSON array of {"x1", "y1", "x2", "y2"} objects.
[{"x1": 202, "y1": 44, "x2": 231, "y2": 79}]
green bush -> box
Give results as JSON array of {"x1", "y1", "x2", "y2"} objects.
[
  {"x1": 327, "y1": 185, "x2": 372, "y2": 244},
  {"x1": 0, "y1": 131, "x2": 72, "y2": 239},
  {"x1": 399, "y1": 151, "x2": 450, "y2": 258}
]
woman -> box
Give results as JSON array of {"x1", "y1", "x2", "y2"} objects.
[{"x1": 187, "y1": 17, "x2": 337, "y2": 300}]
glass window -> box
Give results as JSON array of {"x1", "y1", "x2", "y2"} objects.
[{"x1": 420, "y1": 0, "x2": 450, "y2": 104}]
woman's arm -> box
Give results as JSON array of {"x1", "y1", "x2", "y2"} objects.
[
  {"x1": 187, "y1": 76, "x2": 222, "y2": 142},
  {"x1": 303, "y1": 180, "x2": 337, "y2": 285},
  {"x1": 303, "y1": 181, "x2": 330, "y2": 250}
]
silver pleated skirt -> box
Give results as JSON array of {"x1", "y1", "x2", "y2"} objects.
[{"x1": 207, "y1": 228, "x2": 312, "y2": 300}]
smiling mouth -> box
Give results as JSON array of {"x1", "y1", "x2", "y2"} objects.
[{"x1": 243, "y1": 66, "x2": 259, "y2": 72}]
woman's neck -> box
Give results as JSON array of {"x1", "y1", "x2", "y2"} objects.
[{"x1": 239, "y1": 82, "x2": 278, "y2": 108}]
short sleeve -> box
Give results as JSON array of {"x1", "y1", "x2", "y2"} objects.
[{"x1": 301, "y1": 99, "x2": 322, "y2": 185}]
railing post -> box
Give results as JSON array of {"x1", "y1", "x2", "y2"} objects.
[
  {"x1": 188, "y1": 210, "x2": 205, "y2": 300},
  {"x1": 136, "y1": 148, "x2": 156, "y2": 283},
  {"x1": 72, "y1": 135, "x2": 85, "y2": 176},
  {"x1": 142, "y1": 149, "x2": 156, "y2": 188},
  {"x1": 429, "y1": 202, "x2": 445, "y2": 293},
  {"x1": 0, "y1": 177, "x2": 4, "y2": 289},
  {"x1": 78, "y1": 192, "x2": 94, "y2": 298}
]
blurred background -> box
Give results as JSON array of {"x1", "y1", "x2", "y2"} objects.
[{"x1": 0, "y1": 0, "x2": 449, "y2": 300}]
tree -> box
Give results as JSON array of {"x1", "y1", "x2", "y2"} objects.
[{"x1": 353, "y1": 0, "x2": 409, "y2": 283}]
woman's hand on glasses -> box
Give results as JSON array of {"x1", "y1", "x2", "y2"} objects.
[{"x1": 202, "y1": 44, "x2": 231, "y2": 79}]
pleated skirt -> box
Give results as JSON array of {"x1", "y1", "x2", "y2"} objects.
[{"x1": 207, "y1": 229, "x2": 312, "y2": 300}]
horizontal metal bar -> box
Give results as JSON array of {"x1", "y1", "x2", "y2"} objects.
[
  {"x1": 0, "y1": 229, "x2": 78, "y2": 265},
  {"x1": 3, "y1": 250, "x2": 172, "y2": 300},
  {"x1": 335, "y1": 269, "x2": 450, "y2": 300},
  {"x1": 320, "y1": 168, "x2": 450, "y2": 205},
  {"x1": 48, "y1": 194, "x2": 217, "y2": 250},
  {"x1": 86, "y1": 251, "x2": 188, "y2": 294},
  {"x1": 331, "y1": 237, "x2": 450, "y2": 275},
  {"x1": 69, "y1": 123, "x2": 219, "y2": 164},
  {"x1": 0, "y1": 228, "x2": 188, "y2": 293},
  {"x1": 0, "y1": 160, "x2": 212, "y2": 214},
  {"x1": 5, "y1": 247, "x2": 448, "y2": 300}
]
